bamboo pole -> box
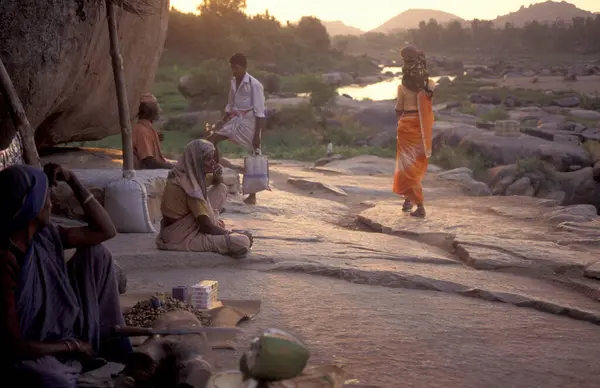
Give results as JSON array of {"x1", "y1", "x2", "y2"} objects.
[
  {"x1": 0, "y1": 58, "x2": 41, "y2": 168},
  {"x1": 106, "y1": 1, "x2": 135, "y2": 178}
]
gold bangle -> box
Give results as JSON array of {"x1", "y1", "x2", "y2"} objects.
[
  {"x1": 83, "y1": 194, "x2": 94, "y2": 205},
  {"x1": 64, "y1": 340, "x2": 72, "y2": 352}
]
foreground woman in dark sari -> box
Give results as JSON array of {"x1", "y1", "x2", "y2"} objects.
[{"x1": 0, "y1": 164, "x2": 132, "y2": 388}]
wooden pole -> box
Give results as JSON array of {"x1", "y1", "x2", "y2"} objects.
[
  {"x1": 106, "y1": 1, "x2": 135, "y2": 178},
  {"x1": 0, "y1": 58, "x2": 41, "y2": 168}
]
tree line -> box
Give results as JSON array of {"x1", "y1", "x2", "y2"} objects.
[
  {"x1": 334, "y1": 16, "x2": 600, "y2": 55},
  {"x1": 163, "y1": 0, "x2": 376, "y2": 75}
]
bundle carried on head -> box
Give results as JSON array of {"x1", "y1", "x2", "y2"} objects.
[{"x1": 401, "y1": 45, "x2": 432, "y2": 96}]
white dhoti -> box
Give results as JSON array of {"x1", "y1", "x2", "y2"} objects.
[{"x1": 215, "y1": 111, "x2": 256, "y2": 151}]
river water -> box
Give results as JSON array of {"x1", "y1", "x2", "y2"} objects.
[{"x1": 338, "y1": 66, "x2": 453, "y2": 101}]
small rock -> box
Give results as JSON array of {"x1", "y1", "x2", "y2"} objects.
[
  {"x1": 594, "y1": 161, "x2": 600, "y2": 180},
  {"x1": 564, "y1": 73, "x2": 578, "y2": 82},
  {"x1": 560, "y1": 121, "x2": 587, "y2": 132},
  {"x1": 570, "y1": 109, "x2": 600, "y2": 121},
  {"x1": 581, "y1": 128, "x2": 600, "y2": 142},
  {"x1": 553, "y1": 96, "x2": 581, "y2": 108},
  {"x1": 506, "y1": 177, "x2": 535, "y2": 197},
  {"x1": 504, "y1": 95, "x2": 521, "y2": 108},
  {"x1": 464, "y1": 181, "x2": 492, "y2": 197},
  {"x1": 584, "y1": 262, "x2": 600, "y2": 280},
  {"x1": 492, "y1": 175, "x2": 516, "y2": 195},
  {"x1": 544, "y1": 204, "x2": 598, "y2": 224},
  {"x1": 543, "y1": 190, "x2": 566, "y2": 203}
]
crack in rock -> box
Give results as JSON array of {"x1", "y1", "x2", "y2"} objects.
[{"x1": 269, "y1": 263, "x2": 600, "y2": 326}]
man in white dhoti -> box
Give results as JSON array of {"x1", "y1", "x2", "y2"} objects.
[{"x1": 208, "y1": 53, "x2": 266, "y2": 205}]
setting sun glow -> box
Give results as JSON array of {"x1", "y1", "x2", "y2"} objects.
[{"x1": 170, "y1": 0, "x2": 599, "y2": 31}]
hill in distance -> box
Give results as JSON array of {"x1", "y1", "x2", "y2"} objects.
[
  {"x1": 493, "y1": 1, "x2": 597, "y2": 27},
  {"x1": 371, "y1": 9, "x2": 464, "y2": 33},
  {"x1": 322, "y1": 20, "x2": 364, "y2": 36}
]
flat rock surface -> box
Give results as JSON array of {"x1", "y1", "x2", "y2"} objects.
[
  {"x1": 60, "y1": 152, "x2": 600, "y2": 387},
  {"x1": 126, "y1": 268, "x2": 600, "y2": 388}
]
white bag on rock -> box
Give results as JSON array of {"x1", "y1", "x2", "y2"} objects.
[
  {"x1": 104, "y1": 178, "x2": 155, "y2": 233},
  {"x1": 242, "y1": 151, "x2": 270, "y2": 195}
]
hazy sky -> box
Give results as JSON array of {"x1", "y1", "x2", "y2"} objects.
[{"x1": 170, "y1": 0, "x2": 600, "y2": 30}]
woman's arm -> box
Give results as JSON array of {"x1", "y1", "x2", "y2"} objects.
[
  {"x1": 61, "y1": 173, "x2": 117, "y2": 248},
  {"x1": 45, "y1": 165, "x2": 117, "y2": 249},
  {"x1": 395, "y1": 85, "x2": 404, "y2": 119},
  {"x1": 196, "y1": 215, "x2": 229, "y2": 235},
  {"x1": 186, "y1": 197, "x2": 229, "y2": 235}
]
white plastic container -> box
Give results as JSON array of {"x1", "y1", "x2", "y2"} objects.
[{"x1": 190, "y1": 280, "x2": 219, "y2": 309}]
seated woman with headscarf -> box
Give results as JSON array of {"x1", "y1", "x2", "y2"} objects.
[
  {"x1": 156, "y1": 139, "x2": 252, "y2": 258},
  {"x1": 393, "y1": 45, "x2": 436, "y2": 218},
  {"x1": 0, "y1": 164, "x2": 132, "y2": 388}
]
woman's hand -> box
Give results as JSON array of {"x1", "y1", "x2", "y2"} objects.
[
  {"x1": 218, "y1": 220, "x2": 226, "y2": 228},
  {"x1": 70, "y1": 340, "x2": 96, "y2": 358},
  {"x1": 44, "y1": 163, "x2": 73, "y2": 186}
]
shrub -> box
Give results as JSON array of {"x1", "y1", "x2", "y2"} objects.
[
  {"x1": 162, "y1": 115, "x2": 202, "y2": 132},
  {"x1": 430, "y1": 142, "x2": 493, "y2": 179},
  {"x1": 481, "y1": 108, "x2": 509, "y2": 122},
  {"x1": 516, "y1": 157, "x2": 547, "y2": 174},
  {"x1": 184, "y1": 59, "x2": 231, "y2": 110},
  {"x1": 583, "y1": 140, "x2": 600, "y2": 163}
]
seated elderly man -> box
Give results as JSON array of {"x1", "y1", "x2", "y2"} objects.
[
  {"x1": 132, "y1": 93, "x2": 174, "y2": 170},
  {"x1": 0, "y1": 164, "x2": 132, "y2": 388}
]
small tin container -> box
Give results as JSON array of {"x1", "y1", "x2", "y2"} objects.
[
  {"x1": 150, "y1": 296, "x2": 161, "y2": 309},
  {"x1": 172, "y1": 286, "x2": 188, "y2": 303}
]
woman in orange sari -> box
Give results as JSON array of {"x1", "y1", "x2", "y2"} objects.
[{"x1": 393, "y1": 45, "x2": 436, "y2": 218}]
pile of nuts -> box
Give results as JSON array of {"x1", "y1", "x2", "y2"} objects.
[{"x1": 123, "y1": 297, "x2": 212, "y2": 328}]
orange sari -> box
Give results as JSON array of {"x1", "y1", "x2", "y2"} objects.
[{"x1": 393, "y1": 90, "x2": 434, "y2": 205}]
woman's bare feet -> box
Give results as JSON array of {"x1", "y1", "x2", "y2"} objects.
[
  {"x1": 402, "y1": 199, "x2": 413, "y2": 212},
  {"x1": 244, "y1": 193, "x2": 257, "y2": 205},
  {"x1": 410, "y1": 205, "x2": 426, "y2": 218}
]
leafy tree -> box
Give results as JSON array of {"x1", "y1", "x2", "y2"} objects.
[
  {"x1": 296, "y1": 16, "x2": 331, "y2": 53},
  {"x1": 198, "y1": 0, "x2": 247, "y2": 16}
]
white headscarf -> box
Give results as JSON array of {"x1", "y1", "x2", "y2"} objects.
[{"x1": 168, "y1": 139, "x2": 215, "y2": 200}]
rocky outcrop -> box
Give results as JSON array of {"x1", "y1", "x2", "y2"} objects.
[
  {"x1": 0, "y1": 0, "x2": 170, "y2": 149},
  {"x1": 437, "y1": 168, "x2": 492, "y2": 197},
  {"x1": 485, "y1": 163, "x2": 600, "y2": 211},
  {"x1": 433, "y1": 125, "x2": 591, "y2": 170}
]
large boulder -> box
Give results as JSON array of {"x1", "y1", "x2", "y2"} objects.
[
  {"x1": 551, "y1": 167, "x2": 600, "y2": 211},
  {"x1": 352, "y1": 101, "x2": 397, "y2": 133},
  {"x1": 0, "y1": 1, "x2": 170, "y2": 149},
  {"x1": 433, "y1": 125, "x2": 591, "y2": 171}
]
